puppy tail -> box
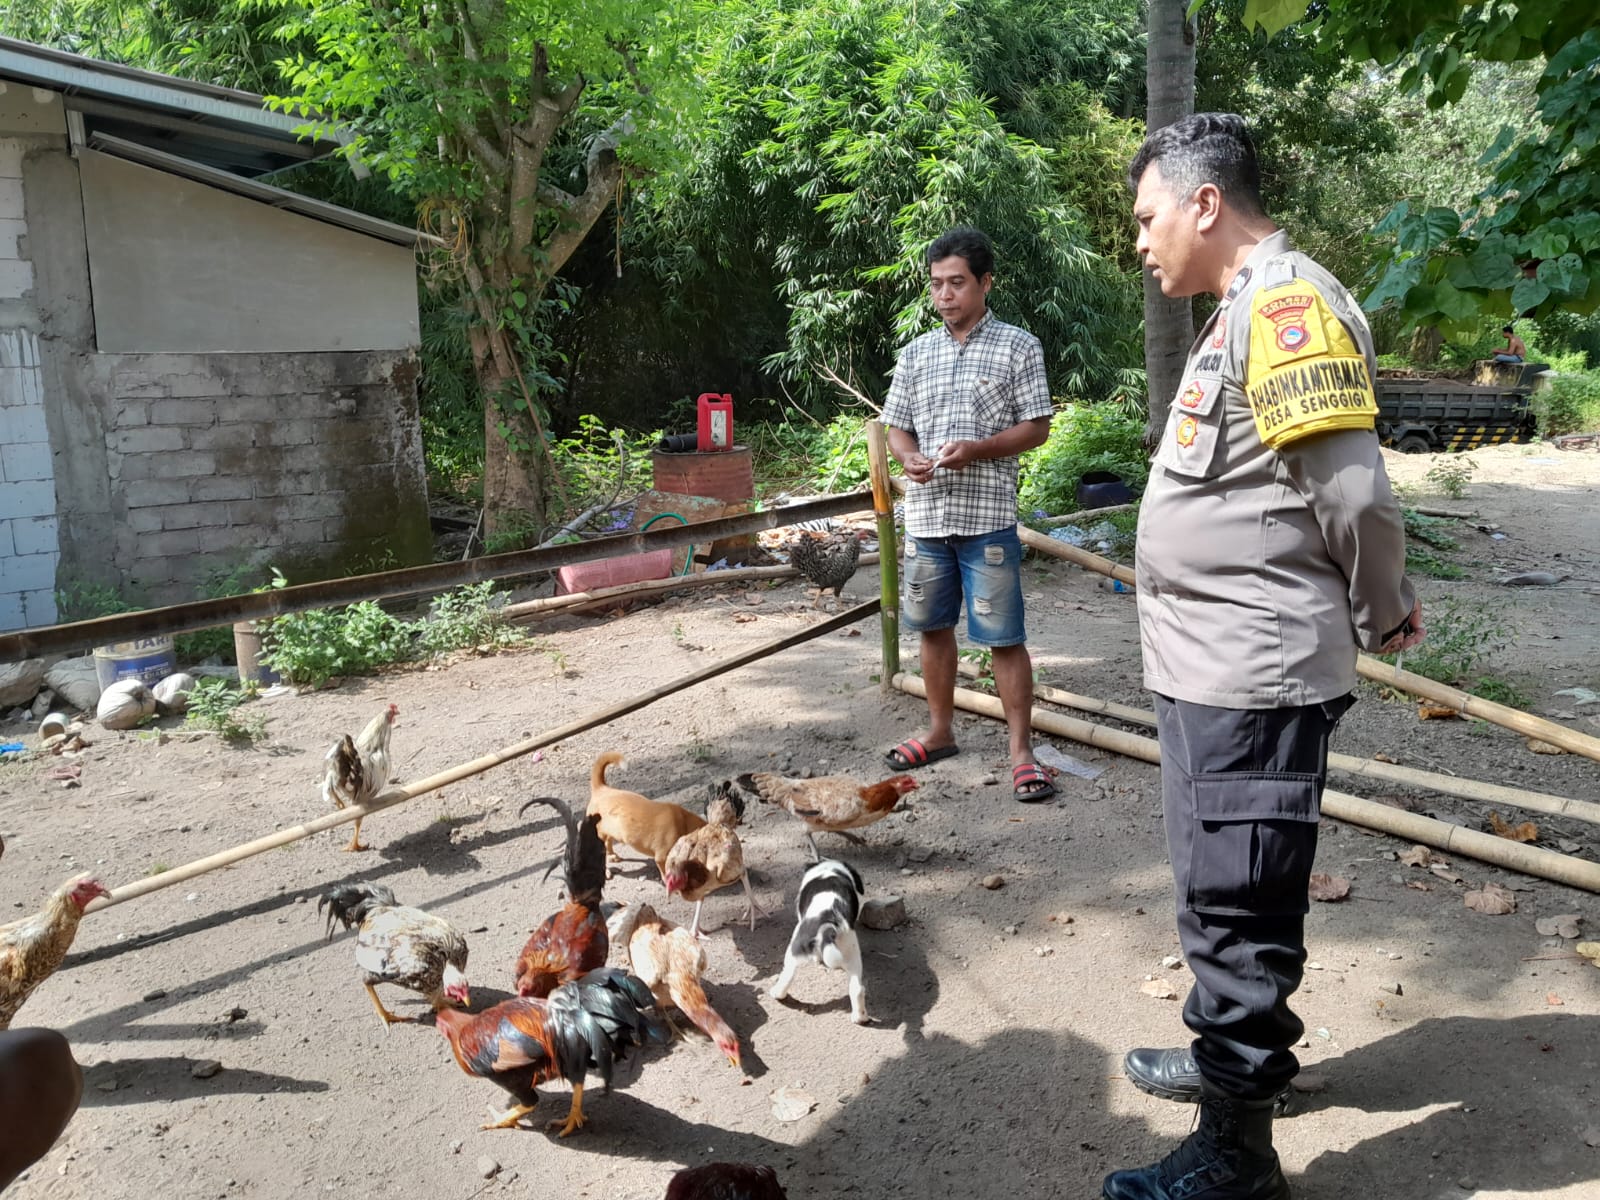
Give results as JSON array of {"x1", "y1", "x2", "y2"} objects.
[{"x1": 817, "y1": 922, "x2": 845, "y2": 970}]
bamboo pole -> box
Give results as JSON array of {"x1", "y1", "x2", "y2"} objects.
[
  {"x1": 502, "y1": 554, "x2": 882, "y2": 621},
  {"x1": 894, "y1": 673, "x2": 1600, "y2": 893},
  {"x1": 1355, "y1": 657, "x2": 1600, "y2": 764},
  {"x1": 866, "y1": 421, "x2": 900, "y2": 690},
  {"x1": 957, "y1": 662, "x2": 1600, "y2": 828},
  {"x1": 83, "y1": 599, "x2": 881, "y2": 914},
  {"x1": 1036, "y1": 503, "x2": 1136, "y2": 526},
  {"x1": 0, "y1": 490, "x2": 874, "y2": 661},
  {"x1": 1011, "y1": 522, "x2": 1600, "y2": 766}
]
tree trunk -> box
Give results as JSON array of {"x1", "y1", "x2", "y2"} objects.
[
  {"x1": 471, "y1": 325, "x2": 546, "y2": 543},
  {"x1": 1142, "y1": 0, "x2": 1197, "y2": 449},
  {"x1": 1409, "y1": 324, "x2": 1443, "y2": 365}
]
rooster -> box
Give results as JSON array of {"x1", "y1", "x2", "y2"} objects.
[
  {"x1": 609, "y1": 902, "x2": 742, "y2": 1071},
  {"x1": 666, "y1": 1163, "x2": 789, "y2": 1199},
  {"x1": 785, "y1": 530, "x2": 866, "y2": 610},
  {"x1": 320, "y1": 703, "x2": 399, "y2": 852},
  {"x1": 662, "y1": 784, "x2": 761, "y2": 937},
  {"x1": 0, "y1": 873, "x2": 110, "y2": 1029},
  {"x1": 433, "y1": 967, "x2": 669, "y2": 1134},
  {"x1": 513, "y1": 797, "x2": 609, "y2": 998},
  {"x1": 319, "y1": 882, "x2": 469, "y2": 1027},
  {"x1": 736, "y1": 772, "x2": 918, "y2": 856}
]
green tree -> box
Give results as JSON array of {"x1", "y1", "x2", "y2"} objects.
[
  {"x1": 261, "y1": 0, "x2": 701, "y2": 536},
  {"x1": 1243, "y1": 0, "x2": 1600, "y2": 334},
  {"x1": 641, "y1": 0, "x2": 1137, "y2": 413}
]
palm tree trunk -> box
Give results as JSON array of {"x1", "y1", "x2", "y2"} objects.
[{"x1": 1142, "y1": 0, "x2": 1197, "y2": 449}]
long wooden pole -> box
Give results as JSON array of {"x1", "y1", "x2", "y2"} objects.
[
  {"x1": 502, "y1": 554, "x2": 882, "y2": 621},
  {"x1": 896, "y1": 673, "x2": 1600, "y2": 893},
  {"x1": 866, "y1": 421, "x2": 900, "y2": 691},
  {"x1": 1009, "y1": 521, "x2": 1600, "y2": 766},
  {"x1": 83, "y1": 599, "x2": 881, "y2": 914},
  {"x1": 958, "y1": 663, "x2": 1600, "y2": 828}
]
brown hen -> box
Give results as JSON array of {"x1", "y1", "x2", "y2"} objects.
[
  {"x1": 662, "y1": 785, "x2": 759, "y2": 937},
  {"x1": 0, "y1": 874, "x2": 109, "y2": 1030},
  {"x1": 609, "y1": 902, "x2": 742, "y2": 1070},
  {"x1": 514, "y1": 797, "x2": 609, "y2": 998}
]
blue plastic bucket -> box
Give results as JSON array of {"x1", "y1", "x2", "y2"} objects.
[{"x1": 93, "y1": 636, "x2": 176, "y2": 690}]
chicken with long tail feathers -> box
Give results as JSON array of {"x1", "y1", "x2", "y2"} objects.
[
  {"x1": 319, "y1": 882, "x2": 469, "y2": 1027},
  {"x1": 0, "y1": 873, "x2": 109, "y2": 1029},
  {"x1": 513, "y1": 797, "x2": 609, "y2": 997},
  {"x1": 609, "y1": 901, "x2": 742, "y2": 1070},
  {"x1": 433, "y1": 967, "x2": 668, "y2": 1134},
  {"x1": 320, "y1": 703, "x2": 398, "y2": 852}
]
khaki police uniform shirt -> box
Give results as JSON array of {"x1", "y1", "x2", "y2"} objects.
[{"x1": 1135, "y1": 230, "x2": 1416, "y2": 709}]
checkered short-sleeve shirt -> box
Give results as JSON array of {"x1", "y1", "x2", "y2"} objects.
[{"x1": 881, "y1": 311, "x2": 1052, "y2": 538}]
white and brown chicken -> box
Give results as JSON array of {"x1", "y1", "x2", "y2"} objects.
[{"x1": 320, "y1": 703, "x2": 398, "y2": 852}]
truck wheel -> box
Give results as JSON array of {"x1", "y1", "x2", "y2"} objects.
[{"x1": 1395, "y1": 434, "x2": 1433, "y2": 454}]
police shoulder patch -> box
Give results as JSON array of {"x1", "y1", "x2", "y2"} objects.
[{"x1": 1244, "y1": 278, "x2": 1377, "y2": 450}]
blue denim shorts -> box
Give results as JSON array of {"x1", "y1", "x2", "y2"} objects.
[{"x1": 902, "y1": 526, "x2": 1026, "y2": 647}]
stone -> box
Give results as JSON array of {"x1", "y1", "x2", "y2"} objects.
[
  {"x1": 859, "y1": 896, "x2": 906, "y2": 930},
  {"x1": 142, "y1": 989, "x2": 168, "y2": 1002},
  {"x1": 0, "y1": 658, "x2": 45, "y2": 708},
  {"x1": 476, "y1": 1157, "x2": 500, "y2": 1180},
  {"x1": 981, "y1": 874, "x2": 1005, "y2": 890},
  {"x1": 191, "y1": 1060, "x2": 223, "y2": 1079},
  {"x1": 45, "y1": 657, "x2": 103, "y2": 712}
]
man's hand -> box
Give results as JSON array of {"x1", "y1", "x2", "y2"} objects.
[
  {"x1": 935, "y1": 440, "x2": 982, "y2": 472},
  {"x1": 901, "y1": 451, "x2": 939, "y2": 484},
  {"x1": 1379, "y1": 597, "x2": 1426, "y2": 656}
]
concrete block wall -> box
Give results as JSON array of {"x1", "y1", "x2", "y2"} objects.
[
  {"x1": 0, "y1": 131, "x2": 59, "y2": 632},
  {"x1": 104, "y1": 351, "x2": 432, "y2": 601}
]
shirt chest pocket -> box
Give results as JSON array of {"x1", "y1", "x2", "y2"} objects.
[
  {"x1": 971, "y1": 374, "x2": 1014, "y2": 432},
  {"x1": 1153, "y1": 375, "x2": 1227, "y2": 479}
]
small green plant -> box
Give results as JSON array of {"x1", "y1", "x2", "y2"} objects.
[
  {"x1": 684, "y1": 724, "x2": 714, "y2": 763},
  {"x1": 1468, "y1": 677, "x2": 1532, "y2": 710},
  {"x1": 1532, "y1": 372, "x2": 1600, "y2": 437},
  {"x1": 672, "y1": 621, "x2": 685, "y2": 642},
  {"x1": 1423, "y1": 457, "x2": 1476, "y2": 499},
  {"x1": 184, "y1": 678, "x2": 266, "y2": 744},
  {"x1": 483, "y1": 515, "x2": 542, "y2": 555},
  {"x1": 959, "y1": 646, "x2": 996, "y2": 692},
  {"x1": 1018, "y1": 402, "x2": 1148, "y2": 518},
  {"x1": 55, "y1": 579, "x2": 137, "y2": 622},
  {"x1": 1406, "y1": 547, "x2": 1466, "y2": 580},
  {"x1": 146, "y1": 863, "x2": 170, "y2": 877},
  {"x1": 417, "y1": 582, "x2": 523, "y2": 655},
  {"x1": 1379, "y1": 597, "x2": 1512, "y2": 688},
  {"x1": 260, "y1": 599, "x2": 410, "y2": 687}
]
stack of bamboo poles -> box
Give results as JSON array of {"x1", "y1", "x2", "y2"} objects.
[{"x1": 881, "y1": 466, "x2": 1600, "y2": 893}]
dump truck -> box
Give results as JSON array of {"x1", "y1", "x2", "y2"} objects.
[{"x1": 1374, "y1": 362, "x2": 1544, "y2": 453}]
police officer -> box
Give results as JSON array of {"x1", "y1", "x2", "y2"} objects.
[{"x1": 1105, "y1": 114, "x2": 1426, "y2": 1200}]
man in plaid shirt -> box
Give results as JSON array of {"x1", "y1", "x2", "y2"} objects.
[{"x1": 881, "y1": 226, "x2": 1056, "y2": 802}]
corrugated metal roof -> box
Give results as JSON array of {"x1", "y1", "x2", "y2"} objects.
[
  {"x1": 0, "y1": 35, "x2": 344, "y2": 172},
  {"x1": 88, "y1": 134, "x2": 439, "y2": 249}
]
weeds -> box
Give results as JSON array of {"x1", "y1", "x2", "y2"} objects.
[
  {"x1": 1406, "y1": 547, "x2": 1466, "y2": 579},
  {"x1": 1467, "y1": 676, "x2": 1532, "y2": 709},
  {"x1": 183, "y1": 678, "x2": 267, "y2": 744},
  {"x1": 1424, "y1": 457, "x2": 1476, "y2": 499},
  {"x1": 259, "y1": 575, "x2": 523, "y2": 687},
  {"x1": 1379, "y1": 597, "x2": 1513, "y2": 688},
  {"x1": 146, "y1": 863, "x2": 170, "y2": 877},
  {"x1": 684, "y1": 725, "x2": 714, "y2": 763}
]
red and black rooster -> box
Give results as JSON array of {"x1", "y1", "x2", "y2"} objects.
[
  {"x1": 513, "y1": 796, "x2": 609, "y2": 997},
  {"x1": 433, "y1": 967, "x2": 668, "y2": 1134}
]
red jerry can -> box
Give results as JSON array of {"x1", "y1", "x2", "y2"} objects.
[{"x1": 697, "y1": 392, "x2": 734, "y2": 452}]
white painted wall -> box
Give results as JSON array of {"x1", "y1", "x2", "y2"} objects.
[{"x1": 0, "y1": 130, "x2": 59, "y2": 631}]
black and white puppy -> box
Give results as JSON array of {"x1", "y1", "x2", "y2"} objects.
[{"x1": 770, "y1": 858, "x2": 868, "y2": 1024}]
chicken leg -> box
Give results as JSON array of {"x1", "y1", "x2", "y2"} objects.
[
  {"x1": 343, "y1": 816, "x2": 369, "y2": 853},
  {"x1": 551, "y1": 1083, "x2": 586, "y2": 1138},
  {"x1": 482, "y1": 1102, "x2": 537, "y2": 1131},
  {"x1": 739, "y1": 870, "x2": 763, "y2": 930},
  {"x1": 364, "y1": 981, "x2": 408, "y2": 1028}
]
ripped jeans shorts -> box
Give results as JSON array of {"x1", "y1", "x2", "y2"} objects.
[{"x1": 901, "y1": 525, "x2": 1026, "y2": 648}]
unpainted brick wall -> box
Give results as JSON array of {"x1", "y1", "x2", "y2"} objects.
[{"x1": 104, "y1": 351, "x2": 430, "y2": 600}]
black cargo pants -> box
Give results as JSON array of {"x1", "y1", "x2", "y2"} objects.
[{"x1": 1153, "y1": 692, "x2": 1354, "y2": 1101}]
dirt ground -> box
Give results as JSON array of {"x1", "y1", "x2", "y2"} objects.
[{"x1": 2, "y1": 442, "x2": 1598, "y2": 1200}]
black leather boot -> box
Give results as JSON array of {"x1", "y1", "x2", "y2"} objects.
[
  {"x1": 1102, "y1": 1092, "x2": 1290, "y2": 1200},
  {"x1": 1125, "y1": 1047, "x2": 1296, "y2": 1115}
]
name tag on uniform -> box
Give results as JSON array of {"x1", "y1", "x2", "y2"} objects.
[{"x1": 1244, "y1": 279, "x2": 1377, "y2": 449}]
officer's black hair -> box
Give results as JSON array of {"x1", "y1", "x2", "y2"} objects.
[
  {"x1": 1129, "y1": 113, "x2": 1265, "y2": 217},
  {"x1": 926, "y1": 226, "x2": 994, "y2": 280}
]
